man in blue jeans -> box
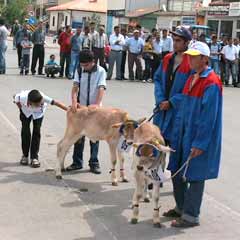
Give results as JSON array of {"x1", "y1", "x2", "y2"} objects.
[
  {"x1": 66, "y1": 50, "x2": 106, "y2": 174},
  {"x1": 69, "y1": 26, "x2": 82, "y2": 79},
  {"x1": 166, "y1": 42, "x2": 222, "y2": 228}
]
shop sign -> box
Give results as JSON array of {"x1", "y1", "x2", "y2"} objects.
[
  {"x1": 208, "y1": 4, "x2": 229, "y2": 16},
  {"x1": 229, "y1": 2, "x2": 240, "y2": 16}
]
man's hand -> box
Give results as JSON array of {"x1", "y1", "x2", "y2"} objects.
[
  {"x1": 190, "y1": 147, "x2": 204, "y2": 158},
  {"x1": 89, "y1": 104, "x2": 100, "y2": 109},
  {"x1": 160, "y1": 101, "x2": 170, "y2": 111}
]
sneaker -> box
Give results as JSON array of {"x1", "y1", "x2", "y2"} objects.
[
  {"x1": 20, "y1": 71, "x2": 23, "y2": 75},
  {"x1": 20, "y1": 156, "x2": 29, "y2": 166},
  {"x1": 142, "y1": 80, "x2": 146, "y2": 83},
  {"x1": 65, "y1": 163, "x2": 83, "y2": 171},
  {"x1": 147, "y1": 78, "x2": 153, "y2": 83},
  {"x1": 25, "y1": 70, "x2": 29, "y2": 75},
  {"x1": 30, "y1": 159, "x2": 40, "y2": 168},
  {"x1": 90, "y1": 166, "x2": 101, "y2": 174}
]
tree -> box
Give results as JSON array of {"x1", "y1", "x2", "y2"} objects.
[{"x1": 1, "y1": 0, "x2": 28, "y2": 24}]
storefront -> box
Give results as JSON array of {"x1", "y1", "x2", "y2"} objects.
[{"x1": 206, "y1": 2, "x2": 240, "y2": 38}]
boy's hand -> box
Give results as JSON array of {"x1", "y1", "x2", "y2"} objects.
[{"x1": 16, "y1": 102, "x2": 22, "y2": 109}]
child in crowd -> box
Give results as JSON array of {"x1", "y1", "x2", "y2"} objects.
[
  {"x1": 14, "y1": 89, "x2": 67, "y2": 168},
  {"x1": 45, "y1": 54, "x2": 61, "y2": 78},
  {"x1": 20, "y1": 34, "x2": 32, "y2": 75}
]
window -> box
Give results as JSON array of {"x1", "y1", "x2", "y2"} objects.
[
  {"x1": 65, "y1": 16, "x2": 68, "y2": 26},
  {"x1": 237, "y1": 20, "x2": 240, "y2": 29},
  {"x1": 52, "y1": 16, "x2": 55, "y2": 27}
]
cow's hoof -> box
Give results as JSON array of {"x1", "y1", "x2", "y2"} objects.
[
  {"x1": 131, "y1": 218, "x2": 138, "y2": 224},
  {"x1": 56, "y1": 175, "x2": 63, "y2": 180},
  {"x1": 112, "y1": 182, "x2": 118, "y2": 186},
  {"x1": 122, "y1": 178, "x2": 129, "y2": 183},
  {"x1": 144, "y1": 197, "x2": 150, "y2": 203},
  {"x1": 154, "y1": 222, "x2": 162, "y2": 228}
]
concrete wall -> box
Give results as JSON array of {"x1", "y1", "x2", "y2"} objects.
[
  {"x1": 125, "y1": 0, "x2": 160, "y2": 11},
  {"x1": 107, "y1": 0, "x2": 125, "y2": 10}
]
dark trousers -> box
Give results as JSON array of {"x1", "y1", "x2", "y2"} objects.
[
  {"x1": 17, "y1": 44, "x2": 22, "y2": 67},
  {"x1": 60, "y1": 52, "x2": 71, "y2": 77},
  {"x1": 21, "y1": 54, "x2": 30, "y2": 72},
  {"x1": 31, "y1": 45, "x2": 45, "y2": 74},
  {"x1": 45, "y1": 65, "x2": 61, "y2": 77},
  {"x1": 20, "y1": 111, "x2": 43, "y2": 160},
  {"x1": 172, "y1": 174, "x2": 205, "y2": 223},
  {"x1": 121, "y1": 50, "x2": 127, "y2": 79},
  {"x1": 93, "y1": 47, "x2": 105, "y2": 67},
  {"x1": 143, "y1": 58, "x2": 154, "y2": 80},
  {"x1": 128, "y1": 52, "x2": 143, "y2": 80},
  {"x1": 152, "y1": 54, "x2": 162, "y2": 77},
  {"x1": 72, "y1": 136, "x2": 99, "y2": 168}
]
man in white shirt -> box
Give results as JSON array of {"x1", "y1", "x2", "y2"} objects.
[
  {"x1": 0, "y1": 18, "x2": 9, "y2": 74},
  {"x1": 107, "y1": 26, "x2": 125, "y2": 80},
  {"x1": 14, "y1": 90, "x2": 66, "y2": 167},
  {"x1": 92, "y1": 26, "x2": 108, "y2": 68},
  {"x1": 152, "y1": 32, "x2": 162, "y2": 76},
  {"x1": 221, "y1": 37, "x2": 239, "y2": 87},
  {"x1": 126, "y1": 30, "x2": 144, "y2": 80},
  {"x1": 161, "y1": 29, "x2": 173, "y2": 57},
  {"x1": 66, "y1": 50, "x2": 106, "y2": 174}
]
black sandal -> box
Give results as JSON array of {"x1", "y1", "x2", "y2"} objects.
[
  {"x1": 163, "y1": 209, "x2": 181, "y2": 218},
  {"x1": 171, "y1": 218, "x2": 199, "y2": 228}
]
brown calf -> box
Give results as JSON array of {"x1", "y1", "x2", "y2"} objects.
[{"x1": 56, "y1": 106, "x2": 145, "y2": 186}]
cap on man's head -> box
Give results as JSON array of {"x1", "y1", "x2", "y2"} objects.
[
  {"x1": 170, "y1": 26, "x2": 192, "y2": 41},
  {"x1": 184, "y1": 41, "x2": 210, "y2": 57},
  {"x1": 133, "y1": 29, "x2": 139, "y2": 34}
]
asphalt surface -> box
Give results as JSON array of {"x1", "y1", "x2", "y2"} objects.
[{"x1": 0, "y1": 43, "x2": 240, "y2": 240}]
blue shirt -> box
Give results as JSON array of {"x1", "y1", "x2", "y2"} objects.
[
  {"x1": 126, "y1": 37, "x2": 144, "y2": 54},
  {"x1": 46, "y1": 59, "x2": 58, "y2": 65},
  {"x1": 71, "y1": 33, "x2": 82, "y2": 52}
]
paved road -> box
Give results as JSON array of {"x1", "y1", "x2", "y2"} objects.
[{"x1": 0, "y1": 45, "x2": 240, "y2": 240}]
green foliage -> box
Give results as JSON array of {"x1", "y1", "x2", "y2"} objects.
[{"x1": 1, "y1": 0, "x2": 28, "y2": 24}]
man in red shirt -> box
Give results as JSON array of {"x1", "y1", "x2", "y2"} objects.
[{"x1": 58, "y1": 25, "x2": 73, "y2": 78}]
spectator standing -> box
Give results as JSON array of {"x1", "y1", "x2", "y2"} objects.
[
  {"x1": 92, "y1": 26, "x2": 108, "y2": 68},
  {"x1": 221, "y1": 37, "x2": 239, "y2": 87},
  {"x1": 0, "y1": 18, "x2": 9, "y2": 74},
  {"x1": 152, "y1": 32, "x2": 162, "y2": 76},
  {"x1": 69, "y1": 26, "x2": 82, "y2": 79},
  {"x1": 161, "y1": 29, "x2": 173, "y2": 58},
  {"x1": 126, "y1": 30, "x2": 144, "y2": 81},
  {"x1": 31, "y1": 21, "x2": 45, "y2": 75},
  {"x1": 20, "y1": 34, "x2": 32, "y2": 75},
  {"x1": 219, "y1": 36, "x2": 228, "y2": 84},
  {"x1": 58, "y1": 25, "x2": 73, "y2": 78},
  {"x1": 81, "y1": 26, "x2": 92, "y2": 50},
  {"x1": 107, "y1": 26, "x2": 125, "y2": 80},
  {"x1": 11, "y1": 20, "x2": 20, "y2": 50},
  {"x1": 15, "y1": 23, "x2": 31, "y2": 68},
  {"x1": 142, "y1": 35, "x2": 154, "y2": 82},
  {"x1": 120, "y1": 28, "x2": 128, "y2": 80},
  {"x1": 89, "y1": 22, "x2": 98, "y2": 39},
  {"x1": 45, "y1": 22, "x2": 49, "y2": 35},
  {"x1": 209, "y1": 35, "x2": 221, "y2": 76}
]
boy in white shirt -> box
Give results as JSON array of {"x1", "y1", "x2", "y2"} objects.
[{"x1": 14, "y1": 90, "x2": 66, "y2": 167}]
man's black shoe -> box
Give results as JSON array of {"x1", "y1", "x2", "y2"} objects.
[
  {"x1": 65, "y1": 163, "x2": 83, "y2": 171},
  {"x1": 90, "y1": 166, "x2": 101, "y2": 174}
]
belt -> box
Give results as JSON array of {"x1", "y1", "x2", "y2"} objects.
[
  {"x1": 93, "y1": 47, "x2": 104, "y2": 49},
  {"x1": 111, "y1": 49, "x2": 122, "y2": 52},
  {"x1": 129, "y1": 52, "x2": 141, "y2": 55}
]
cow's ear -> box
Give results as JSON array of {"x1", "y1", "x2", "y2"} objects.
[
  {"x1": 158, "y1": 145, "x2": 175, "y2": 153},
  {"x1": 112, "y1": 123, "x2": 122, "y2": 128},
  {"x1": 137, "y1": 117, "x2": 147, "y2": 124},
  {"x1": 124, "y1": 113, "x2": 129, "y2": 121},
  {"x1": 133, "y1": 143, "x2": 139, "y2": 148}
]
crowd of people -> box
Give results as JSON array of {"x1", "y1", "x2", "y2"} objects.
[{"x1": 0, "y1": 18, "x2": 238, "y2": 88}]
